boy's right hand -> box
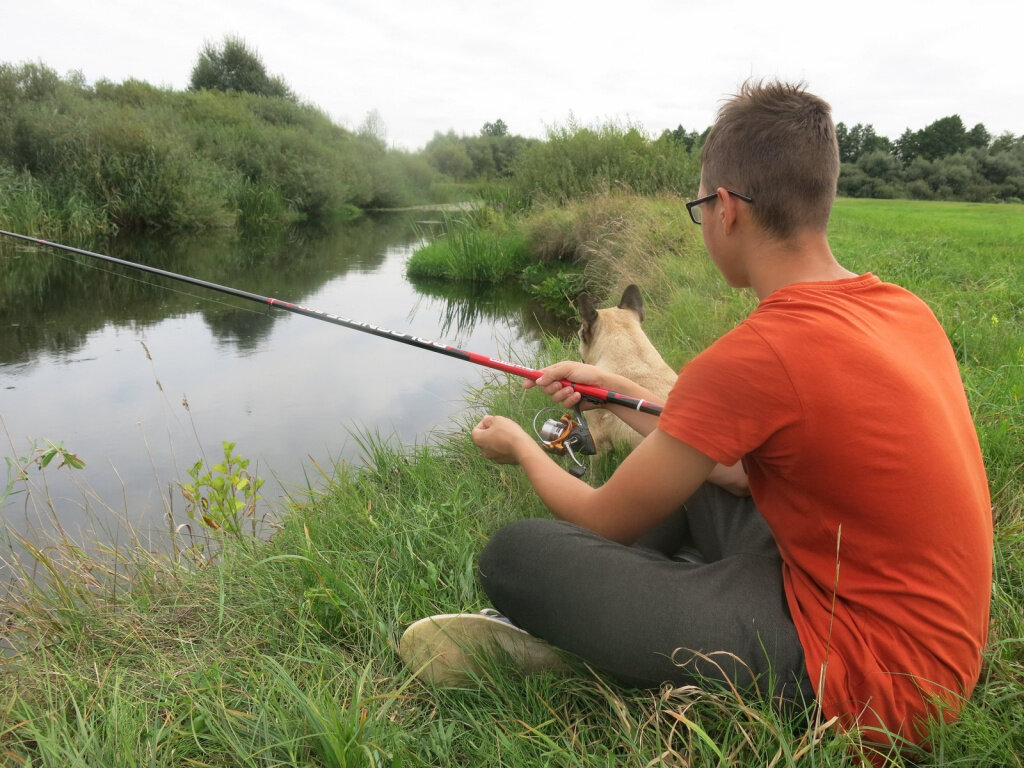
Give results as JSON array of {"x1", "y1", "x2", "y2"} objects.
[{"x1": 525, "y1": 361, "x2": 608, "y2": 410}]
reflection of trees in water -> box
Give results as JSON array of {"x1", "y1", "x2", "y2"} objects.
[
  {"x1": 408, "y1": 277, "x2": 575, "y2": 347},
  {"x1": 201, "y1": 307, "x2": 277, "y2": 352},
  {"x1": 0, "y1": 213, "x2": 579, "y2": 372},
  {"x1": 0, "y1": 214, "x2": 422, "y2": 366}
]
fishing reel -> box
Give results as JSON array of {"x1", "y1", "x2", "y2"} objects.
[{"x1": 533, "y1": 406, "x2": 597, "y2": 477}]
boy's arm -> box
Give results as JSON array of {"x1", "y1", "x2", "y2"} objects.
[
  {"x1": 473, "y1": 416, "x2": 715, "y2": 543},
  {"x1": 528, "y1": 360, "x2": 748, "y2": 494}
]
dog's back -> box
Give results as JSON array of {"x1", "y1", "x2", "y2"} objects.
[{"x1": 578, "y1": 285, "x2": 677, "y2": 452}]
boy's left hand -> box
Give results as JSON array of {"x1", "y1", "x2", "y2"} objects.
[{"x1": 472, "y1": 414, "x2": 533, "y2": 464}]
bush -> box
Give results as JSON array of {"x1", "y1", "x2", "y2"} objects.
[
  {"x1": 423, "y1": 128, "x2": 537, "y2": 183},
  {"x1": 0, "y1": 62, "x2": 442, "y2": 234},
  {"x1": 906, "y1": 179, "x2": 935, "y2": 201},
  {"x1": 189, "y1": 36, "x2": 292, "y2": 99},
  {"x1": 8, "y1": 97, "x2": 229, "y2": 231},
  {"x1": 857, "y1": 150, "x2": 902, "y2": 183}
]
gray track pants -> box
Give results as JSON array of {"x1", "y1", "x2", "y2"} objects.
[{"x1": 478, "y1": 483, "x2": 815, "y2": 706}]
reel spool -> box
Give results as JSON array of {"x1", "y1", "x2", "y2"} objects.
[{"x1": 533, "y1": 406, "x2": 597, "y2": 477}]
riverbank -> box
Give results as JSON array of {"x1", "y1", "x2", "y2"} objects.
[
  {"x1": 0, "y1": 65, "x2": 443, "y2": 239},
  {"x1": 1, "y1": 196, "x2": 1021, "y2": 766}
]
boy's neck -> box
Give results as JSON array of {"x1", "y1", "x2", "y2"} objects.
[{"x1": 743, "y1": 230, "x2": 857, "y2": 300}]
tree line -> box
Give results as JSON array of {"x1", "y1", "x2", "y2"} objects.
[
  {"x1": 0, "y1": 43, "x2": 439, "y2": 236},
  {"x1": 1, "y1": 36, "x2": 1019, "y2": 240},
  {"x1": 659, "y1": 116, "x2": 1023, "y2": 203},
  {"x1": 834, "y1": 117, "x2": 1023, "y2": 202}
]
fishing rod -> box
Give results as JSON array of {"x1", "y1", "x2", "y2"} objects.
[{"x1": 0, "y1": 230, "x2": 666, "y2": 419}]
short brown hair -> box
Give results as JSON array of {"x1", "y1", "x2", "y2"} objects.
[{"x1": 701, "y1": 79, "x2": 839, "y2": 239}]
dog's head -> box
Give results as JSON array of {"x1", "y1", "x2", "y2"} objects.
[{"x1": 577, "y1": 284, "x2": 646, "y2": 362}]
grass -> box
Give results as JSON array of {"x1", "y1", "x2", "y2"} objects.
[
  {"x1": 408, "y1": 193, "x2": 702, "y2": 319},
  {"x1": 507, "y1": 119, "x2": 700, "y2": 207},
  {"x1": 406, "y1": 206, "x2": 532, "y2": 283},
  {"x1": 2, "y1": 196, "x2": 1022, "y2": 766}
]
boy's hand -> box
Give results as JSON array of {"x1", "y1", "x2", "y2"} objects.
[
  {"x1": 472, "y1": 415, "x2": 534, "y2": 464},
  {"x1": 526, "y1": 361, "x2": 607, "y2": 410}
]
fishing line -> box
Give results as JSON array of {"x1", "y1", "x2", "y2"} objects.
[{"x1": 48, "y1": 248, "x2": 272, "y2": 318}]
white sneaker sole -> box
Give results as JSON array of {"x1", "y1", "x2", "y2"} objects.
[{"x1": 399, "y1": 613, "x2": 568, "y2": 686}]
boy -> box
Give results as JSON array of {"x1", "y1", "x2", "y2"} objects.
[{"x1": 401, "y1": 80, "x2": 992, "y2": 749}]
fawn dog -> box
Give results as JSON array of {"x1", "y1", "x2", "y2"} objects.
[{"x1": 577, "y1": 285, "x2": 677, "y2": 452}]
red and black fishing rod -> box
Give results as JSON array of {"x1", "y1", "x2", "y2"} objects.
[{"x1": 0, "y1": 230, "x2": 665, "y2": 416}]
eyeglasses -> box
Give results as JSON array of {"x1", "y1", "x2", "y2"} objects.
[{"x1": 685, "y1": 190, "x2": 754, "y2": 225}]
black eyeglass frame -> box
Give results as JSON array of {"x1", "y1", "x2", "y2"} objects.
[{"x1": 685, "y1": 189, "x2": 754, "y2": 225}]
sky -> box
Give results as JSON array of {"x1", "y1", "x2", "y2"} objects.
[{"x1": 2, "y1": 0, "x2": 1020, "y2": 152}]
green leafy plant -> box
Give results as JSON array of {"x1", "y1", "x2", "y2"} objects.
[
  {"x1": 519, "y1": 262, "x2": 585, "y2": 316},
  {"x1": 181, "y1": 441, "x2": 264, "y2": 540},
  {"x1": 2, "y1": 439, "x2": 85, "y2": 505}
]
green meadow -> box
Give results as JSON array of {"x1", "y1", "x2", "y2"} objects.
[{"x1": 2, "y1": 194, "x2": 1021, "y2": 766}]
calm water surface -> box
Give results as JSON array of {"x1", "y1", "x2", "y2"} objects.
[{"x1": 0, "y1": 215, "x2": 556, "y2": 551}]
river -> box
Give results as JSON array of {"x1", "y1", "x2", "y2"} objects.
[{"x1": 0, "y1": 214, "x2": 560, "y2": 558}]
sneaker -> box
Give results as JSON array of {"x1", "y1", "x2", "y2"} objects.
[{"x1": 399, "y1": 609, "x2": 568, "y2": 686}]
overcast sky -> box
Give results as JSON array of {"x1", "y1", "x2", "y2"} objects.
[{"x1": 3, "y1": 0, "x2": 1020, "y2": 151}]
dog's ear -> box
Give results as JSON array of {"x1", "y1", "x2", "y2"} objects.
[
  {"x1": 577, "y1": 292, "x2": 599, "y2": 346},
  {"x1": 618, "y1": 284, "x2": 645, "y2": 322}
]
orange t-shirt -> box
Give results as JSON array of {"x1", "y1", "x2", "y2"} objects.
[{"x1": 658, "y1": 274, "x2": 992, "y2": 742}]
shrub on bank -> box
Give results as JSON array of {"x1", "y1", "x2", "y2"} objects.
[
  {"x1": 0, "y1": 63, "x2": 440, "y2": 235},
  {"x1": 508, "y1": 119, "x2": 700, "y2": 208}
]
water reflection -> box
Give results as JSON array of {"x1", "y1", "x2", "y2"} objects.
[
  {"x1": 0, "y1": 215, "x2": 556, "y2": 553},
  {"x1": 408, "y1": 277, "x2": 575, "y2": 345},
  {"x1": 0, "y1": 214, "x2": 414, "y2": 366}
]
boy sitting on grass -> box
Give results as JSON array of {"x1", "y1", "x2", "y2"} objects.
[{"x1": 401, "y1": 80, "x2": 992, "y2": 754}]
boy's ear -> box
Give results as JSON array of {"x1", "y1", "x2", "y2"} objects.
[{"x1": 718, "y1": 187, "x2": 739, "y2": 234}]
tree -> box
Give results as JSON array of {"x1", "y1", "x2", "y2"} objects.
[
  {"x1": 836, "y1": 122, "x2": 863, "y2": 163},
  {"x1": 358, "y1": 109, "x2": 388, "y2": 149},
  {"x1": 967, "y1": 123, "x2": 991, "y2": 149},
  {"x1": 481, "y1": 119, "x2": 508, "y2": 137},
  {"x1": 857, "y1": 149, "x2": 902, "y2": 182},
  {"x1": 0, "y1": 62, "x2": 64, "y2": 103},
  {"x1": 424, "y1": 130, "x2": 473, "y2": 180},
  {"x1": 837, "y1": 123, "x2": 891, "y2": 163},
  {"x1": 893, "y1": 127, "x2": 919, "y2": 163},
  {"x1": 660, "y1": 125, "x2": 702, "y2": 152},
  {"x1": 190, "y1": 36, "x2": 292, "y2": 99},
  {"x1": 913, "y1": 115, "x2": 969, "y2": 161},
  {"x1": 991, "y1": 131, "x2": 1022, "y2": 153}
]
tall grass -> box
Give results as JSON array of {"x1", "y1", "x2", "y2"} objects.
[
  {"x1": 0, "y1": 163, "x2": 110, "y2": 239},
  {"x1": 1, "y1": 196, "x2": 1021, "y2": 766},
  {"x1": 407, "y1": 193, "x2": 701, "y2": 319},
  {"x1": 406, "y1": 206, "x2": 531, "y2": 283},
  {"x1": 407, "y1": 120, "x2": 701, "y2": 304},
  {"x1": 508, "y1": 118, "x2": 700, "y2": 208}
]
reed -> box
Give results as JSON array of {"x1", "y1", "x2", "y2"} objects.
[
  {"x1": 406, "y1": 207, "x2": 531, "y2": 283},
  {"x1": 508, "y1": 118, "x2": 700, "y2": 208}
]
